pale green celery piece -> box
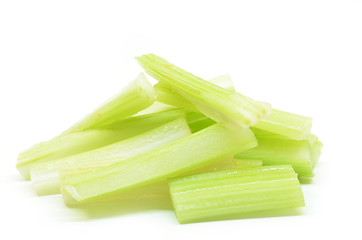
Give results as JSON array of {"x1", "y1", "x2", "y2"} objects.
[
  {"x1": 186, "y1": 112, "x2": 216, "y2": 133},
  {"x1": 17, "y1": 109, "x2": 184, "y2": 180},
  {"x1": 252, "y1": 109, "x2": 313, "y2": 140},
  {"x1": 135, "y1": 101, "x2": 177, "y2": 116},
  {"x1": 235, "y1": 134, "x2": 315, "y2": 177},
  {"x1": 62, "y1": 157, "x2": 235, "y2": 206},
  {"x1": 235, "y1": 159, "x2": 263, "y2": 168},
  {"x1": 308, "y1": 133, "x2": 323, "y2": 168},
  {"x1": 62, "y1": 123, "x2": 257, "y2": 202},
  {"x1": 137, "y1": 54, "x2": 271, "y2": 129},
  {"x1": 61, "y1": 72, "x2": 156, "y2": 134},
  {"x1": 169, "y1": 165, "x2": 305, "y2": 224},
  {"x1": 31, "y1": 117, "x2": 191, "y2": 195},
  {"x1": 154, "y1": 71, "x2": 312, "y2": 140},
  {"x1": 17, "y1": 130, "x2": 126, "y2": 180},
  {"x1": 154, "y1": 74, "x2": 235, "y2": 112},
  {"x1": 17, "y1": 73, "x2": 156, "y2": 179}
]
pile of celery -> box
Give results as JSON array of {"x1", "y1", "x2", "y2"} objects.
[{"x1": 17, "y1": 54, "x2": 322, "y2": 223}]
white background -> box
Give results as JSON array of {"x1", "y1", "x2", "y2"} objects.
[{"x1": 1, "y1": 1, "x2": 361, "y2": 239}]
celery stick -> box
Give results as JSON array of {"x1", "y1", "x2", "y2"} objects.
[
  {"x1": 62, "y1": 158, "x2": 235, "y2": 206},
  {"x1": 252, "y1": 109, "x2": 312, "y2": 140},
  {"x1": 235, "y1": 134, "x2": 316, "y2": 177},
  {"x1": 186, "y1": 112, "x2": 216, "y2": 133},
  {"x1": 31, "y1": 117, "x2": 191, "y2": 195},
  {"x1": 154, "y1": 74, "x2": 235, "y2": 112},
  {"x1": 137, "y1": 54, "x2": 271, "y2": 129},
  {"x1": 235, "y1": 159, "x2": 263, "y2": 168},
  {"x1": 155, "y1": 72, "x2": 312, "y2": 139},
  {"x1": 61, "y1": 72, "x2": 155, "y2": 134},
  {"x1": 17, "y1": 130, "x2": 124, "y2": 180},
  {"x1": 135, "y1": 101, "x2": 177, "y2": 116},
  {"x1": 17, "y1": 109, "x2": 184, "y2": 180},
  {"x1": 62, "y1": 123, "x2": 257, "y2": 202},
  {"x1": 169, "y1": 165, "x2": 304, "y2": 223}
]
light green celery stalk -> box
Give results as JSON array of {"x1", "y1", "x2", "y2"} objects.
[
  {"x1": 169, "y1": 165, "x2": 304, "y2": 224},
  {"x1": 61, "y1": 72, "x2": 155, "y2": 134},
  {"x1": 17, "y1": 109, "x2": 184, "y2": 180},
  {"x1": 17, "y1": 130, "x2": 124, "y2": 180},
  {"x1": 154, "y1": 74, "x2": 235, "y2": 112},
  {"x1": 31, "y1": 117, "x2": 190, "y2": 195},
  {"x1": 135, "y1": 101, "x2": 177, "y2": 116},
  {"x1": 61, "y1": 123, "x2": 257, "y2": 202},
  {"x1": 235, "y1": 159, "x2": 263, "y2": 168},
  {"x1": 155, "y1": 72, "x2": 312, "y2": 140},
  {"x1": 137, "y1": 54, "x2": 271, "y2": 129},
  {"x1": 62, "y1": 157, "x2": 236, "y2": 206},
  {"x1": 234, "y1": 131, "x2": 322, "y2": 177},
  {"x1": 17, "y1": 73, "x2": 156, "y2": 179},
  {"x1": 252, "y1": 109, "x2": 312, "y2": 140}
]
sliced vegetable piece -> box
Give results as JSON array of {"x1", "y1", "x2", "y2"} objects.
[
  {"x1": 169, "y1": 165, "x2": 305, "y2": 223},
  {"x1": 18, "y1": 109, "x2": 184, "y2": 180},
  {"x1": 235, "y1": 159, "x2": 263, "y2": 168},
  {"x1": 31, "y1": 117, "x2": 191, "y2": 195},
  {"x1": 137, "y1": 54, "x2": 271, "y2": 129},
  {"x1": 62, "y1": 157, "x2": 235, "y2": 206},
  {"x1": 61, "y1": 72, "x2": 155, "y2": 134},
  {"x1": 234, "y1": 131, "x2": 321, "y2": 177},
  {"x1": 62, "y1": 123, "x2": 257, "y2": 202}
]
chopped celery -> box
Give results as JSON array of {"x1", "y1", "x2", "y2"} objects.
[
  {"x1": 252, "y1": 109, "x2": 312, "y2": 140},
  {"x1": 31, "y1": 117, "x2": 191, "y2": 195},
  {"x1": 154, "y1": 71, "x2": 312, "y2": 140},
  {"x1": 17, "y1": 130, "x2": 124, "y2": 180},
  {"x1": 61, "y1": 72, "x2": 155, "y2": 134},
  {"x1": 135, "y1": 101, "x2": 177, "y2": 116},
  {"x1": 186, "y1": 112, "x2": 216, "y2": 133},
  {"x1": 234, "y1": 131, "x2": 322, "y2": 177},
  {"x1": 137, "y1": 54, "x2": 271, "y2": 129},
  {"x1": 62, "y1": 157, "x2": 235, "y2": 206},
  {"x1": 235, "y1": 159, "x2": 263, "y2": 168},
  {"x1": 17, "y1": 109, "x2": 184, "y2": 180},
  {"x1": 62, "y1": 123, "x2": 257, "y2": 202},
  {"x1": 169, "y1": 165, "x2": 304, "y2": 224},
  {"x1": 154, "y1": 74, "x2": 235, "y2": 112}
]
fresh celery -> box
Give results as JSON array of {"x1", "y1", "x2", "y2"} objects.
[
  {"x1": 62, "y1": 157, "x2": 235, "y2": 206},
  {"x1": 235, "y1": 159, "x2": 263, "y2": 168},
  {"x1": 155, "y1": 72, "x2": 312, "y2": 140},
  {"x1": 31, "y1": 117, "x2": 191, "y2": 195},
  {"x1": 169, "y1": 165, "x2": 305, "y2": 224},
  {"x1": 17, "y1": 73, "x2": 156, "y2": 179},
  {"x1": 17, "y1": 109, "x2": 184, "y2": 180},
  {"x1": 61, "y1": 72, "x2": 155, "y2": 134},
  {"x1": 137, "y1": 54, "x2": 271, "y2": 129},
  {"x1": 17, "y1": 130, "x2": 124, "y2": 180},
  {"x1": 234, "y1": 131, "x2": 322, "y2": 177},
  {"x1": 62, "y1": 123, "x2": 257, "y2": 202},
  {"x1": 154, "y1": 74, "x2": 235, "y2": 112},
  {"x1": 252, "y1": 109, "x2": 312, "y2": 140}
]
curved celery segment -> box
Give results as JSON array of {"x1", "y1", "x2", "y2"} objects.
[
  {"x1": 136, "y1": 54, "x2": 271, "y2": 129},
  {"x1": 252, "y1": 109, "x2": 312, "y2": 140},
  {"x1": 234, "y1": 131, "x2": 322, "y2": 177},
  {"x1": 31, "y1": 117, "x2": 191, "y2": 195},
  {"x1": 169, "y1": 165, "x2": 305, "y2": 224},
  {"x1": 17, "y1": 109, "x2": 184, "y2": 180},
  {"x1": 154, "y1": 74, "x2": 235, "y2": 112},
  {"x1": 61, "y1": 72, "x2": 155, "y2": 134},
  {"x1": 62, "y1": 157, "x2": 236, "y2": 207},
  {"x1": 17, "y1": 130, "x2": 125, "y2": 180},
  {"x1": 155, "y1": 72, "x2": 312, "y2": 140},
  {"x1": 17, "y1": 73, "x2": 156, "y2": 179},
  {"x1": 62, "y1": 123, "x2": 257, "y2": 202},
  {"x1": 235, "y1": 159, "x2": 263, "y2": 168}
]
